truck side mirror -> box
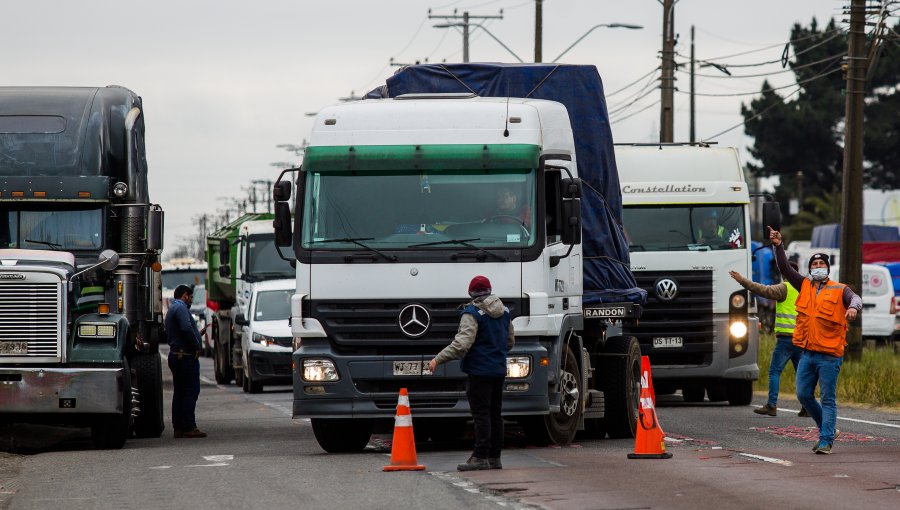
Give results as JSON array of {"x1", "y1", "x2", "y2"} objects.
[
  {"x1": 219, "y1": 239, "x2": 229, "y2": 265},
  {"x1": 148, "y1": 208, "x2": 164, "y2": 251},
  {"x1": 274, "y1": 202, "x2": 292, "y2": 247},
  {"x1": 219, "y1": 265, "x2": 230, "y2": 278},
  {"x1": 762, "y1": 201, "x2": 781, "y2": 240},
  {"x1": 561, "y1": 198, "x2": 582, "y2": 245},
  {"x1": 234, "y1": 313, "x2": 249, "y2": 327},
  {"x1": 273, "y1": 180, "x2": 292, "y2": 202},
  {"x1": 561, "y1": 177, "x2": 582, "y2": 199}
]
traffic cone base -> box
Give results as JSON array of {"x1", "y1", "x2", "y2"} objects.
[
  {"x1": 383, "y1": 388, "x2": 426, "y2": 471},
  {"x1": 628, "y1": 356, "x2": 672, "y2": 460}
]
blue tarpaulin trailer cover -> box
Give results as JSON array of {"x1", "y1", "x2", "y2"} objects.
[
  {"x1": 366, "y1": 63, "x2": 645, "y2": 304},
  {"x1": 811, "y1": 223, "x2": 900, "y2": 248}
]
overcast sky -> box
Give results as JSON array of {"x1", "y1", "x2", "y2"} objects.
[{"x1": 3, "y1": 0, "x2": 843, "y2": 255}]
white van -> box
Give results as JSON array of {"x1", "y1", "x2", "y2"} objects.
[
  {"x1": 234, "y1": 279, "x2": 294, "y2": 393},
  {"x1": 829, "y1": 264, "x2": 897, "y2": 341}
]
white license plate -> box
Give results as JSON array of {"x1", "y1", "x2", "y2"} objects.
[
  {"x1": 653, "y1": 337, "x2": 683, "y2": 348},
  {"x1": 0, "y1": 341, "x2": 27, "y2": 355},
  {"x1": 393, "y1": 361, "x2": 422, "y2": 376}
]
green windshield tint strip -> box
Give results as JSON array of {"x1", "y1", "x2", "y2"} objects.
[{"x1": 303, "y1": 144, "x2": 540, "y2": 172}]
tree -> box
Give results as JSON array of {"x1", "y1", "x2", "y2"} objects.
[{"x1": 741, "y1": 18, "x2": 900, "y2": 215}]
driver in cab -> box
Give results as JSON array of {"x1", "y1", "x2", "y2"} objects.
[
  {"x1": 486, "y1": 185, "x2": 531, "y2": 227},
  {"x1": 696, "y1": 209, "x2": 728, "y2": 245}
]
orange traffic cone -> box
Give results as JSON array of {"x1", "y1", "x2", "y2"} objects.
[
  {"x1": 627, "y1": 356, "x2": 673, "y2": 459},
  {"x1": 383, "y1": 388, "x2": 426, "y2": 471}
]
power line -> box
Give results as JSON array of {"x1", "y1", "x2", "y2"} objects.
[
  {"x1": 703, "y1": 86, "x2": 803, "y2": 141},
  {"x1": 611, "y1": 99, "x2": 662, "y2": 125},
  {"x1": 676, "y1": 52, "x2": 846, "y2": 79},
  {"x1": 689, "y1": 27, "x2": 844, "y2": 62},
  {"x1": 607, "y1": 85, "x2": 659, "y2": 116},
  {"x1": 678, "y1": 30, "x2": 846, "y2": 70},
  {"x1": 677, "y1": 65, "x2": 843, "y2": 97},
  {"x1": 605, "y1": 66, "x2": 661, "y2": 97}
]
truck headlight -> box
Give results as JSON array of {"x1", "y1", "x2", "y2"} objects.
[
  {"x1": 79, "y1": 323, "x2": 116, "y2": 338},
  {"x1": 506, "y1": 356, "x2": 531, "y2": 379},
  {"x1": 730, "y1": 294, "x2": 746, "y2": 308},
  {"x1": 302, "y1": 359, "x2": 339, "y2": 382},
  {"x1": 729, "y1": 321, "x2": 748, "y2": 339},
  {"x1": 252, "y1": 332, "x2": 275, "y2": 346}
]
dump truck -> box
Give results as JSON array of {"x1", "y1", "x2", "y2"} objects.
[{"x1": 0, "y1": 86, "x2": 166, "y2": 449}]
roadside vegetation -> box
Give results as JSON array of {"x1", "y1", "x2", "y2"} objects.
[{"x1": 756, "y1": 333, "x2": 900, "y2": 407}]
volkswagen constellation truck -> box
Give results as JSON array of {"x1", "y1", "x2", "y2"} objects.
[{"x1": 272, "y1": 64, "x2": 647, "y2": 452}]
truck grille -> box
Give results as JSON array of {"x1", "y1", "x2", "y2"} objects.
[
  {"x1": 0, "y1": 282, "x2": 61, "y2": 357},
  {"x1": 305, "y1": 298, "x2": 527, "y2": 350},
  {"x1": 623, "y1": 270, "x2": 713, "y2": 366}
]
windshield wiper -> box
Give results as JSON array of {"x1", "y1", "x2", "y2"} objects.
[
  {"x1": 309, "y1": 237, "x2": 397, "y2": 262},
  {"x1": 25, "y1": 239, "x2": 62, "y2": 250},
  {"x1": 409, "y1": 238, "x2": 506, "y2": 262}
]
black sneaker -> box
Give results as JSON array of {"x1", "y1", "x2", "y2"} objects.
[
  {"x1": 754, "y1": 404, "x2": 777, "y2": 416},
  {"x1": 814, "y1": 443, "x2": 832, "y2": 454},
  {"x1": 488, "y1": 457, "x2": 502, "y2": 469},
  {"x1": 457, "y1": 456, "x2": 491, "y2": 471},
  {"x1": 798, "y1": 406, "x2": 809, "y2": 417}
]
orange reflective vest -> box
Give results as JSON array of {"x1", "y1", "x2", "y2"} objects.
[{"x1": 792, "y1": 278, "x2": 849, "y2": 357}]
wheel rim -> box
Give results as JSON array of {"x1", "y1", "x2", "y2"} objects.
[{"x1": 559, "y1": 370, "x2": 579, "y2": 417}]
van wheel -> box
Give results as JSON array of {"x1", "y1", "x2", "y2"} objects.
[
  {"x1": 601, "y1": 336, "x2": 641, "y2": 439},
  {"x1": 521, "y1": 344, "x2": 582, "y2": 446},
  {"x1": 727, "y1": 380, "x2": 753, "y2": 406},
  {"x1": 311, "y1": 419, "x2": 373, "y2": 453},
  {"x1": 682, "y1": 383, "x2": 706, "y2": 402},
  {"x1": 705, "y1": 382, "x2": 728, "y2": 402}
]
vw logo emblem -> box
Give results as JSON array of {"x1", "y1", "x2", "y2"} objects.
[
  {"x1": 398, "y1": 303, "x2": 430, "y2": 338},
  {"x1": 655, "y1": 278, "x2": 678, "y2": 301}
]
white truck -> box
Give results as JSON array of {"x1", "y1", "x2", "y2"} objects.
[
  {"x1": 206, "y1": 215, "x2": 295, "y2": 385},
  {"x1": 615, "y1": 144, "x2": 776, "y2": 405},
  {"x1": 234, "y1": 279, "x2": 295, "y2": 393},
  {"x1": 271, "y1": 64, "x2": 649, "y2": 452}
]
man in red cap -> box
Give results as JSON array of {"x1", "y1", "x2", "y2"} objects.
[{"x1": 428, "y1": 275, "x2": 515, "y2": 471}]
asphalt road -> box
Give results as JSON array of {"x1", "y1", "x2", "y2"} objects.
[{"x1": 1, "y1": 351, "x2": 898, "y2": 510}]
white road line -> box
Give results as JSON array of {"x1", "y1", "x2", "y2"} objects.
[
  {"x1": 429, "y1": 472, "x2": 531, "y2": 509},
  {"x1": 203, "y1": 455, "x2": 233, "y2": 462},
  {"x1": 752, "y1": 405, "x2": 900, "y2": 429},
  {"x1": 185, "y1": 462, "x2": 229, "y2": 468},
  {"x1": 148, "y1": 466, "x2": 172, "y2": 470},
  {"x1": 738, "y1": 453, "x2": 794, "y2": 467}
]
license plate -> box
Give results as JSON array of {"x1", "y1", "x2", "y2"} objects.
[
  {"x1": 0, "y1": 341, "x2": 27, "y2": 355},
  {"x1": 393, "y1": 361, "x2": 422, "y2": 376},
  {"x1": 653, "y1": 337, "x2": 683, "y2": 348}
]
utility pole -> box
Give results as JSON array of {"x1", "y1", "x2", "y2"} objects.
[
  {"x1": 689, "y1": 25, "x2": 695, "y2": 144},
  {"x1": 429, "y1": 9, "x2": 504, "y2": 63},
  {"x1": 658, "y1": 0, "x2": 677, "y2": 143},
  {"x1": 534, "y1": 0, "x2": 543, "y2": 62},
  {"x1": 839, "y1": 0, "x2": 867, "y2": 360}
]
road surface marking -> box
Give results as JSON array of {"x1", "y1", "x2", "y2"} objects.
[
  {"x1": 752, "y1": 405, "x2": 900, "y2": 429},
  {"x1": 185, "y1": 462, "x2": 229, "y2": 468},
  {"x1": 738, "y1": 453, "x2": 793, "y2": 466},
  {"x1": 429, "y1": 471, "x2": 530, "y2": 509},
  {"x1": 148, "y1": 466, "x2": 172, "y2": 470},
  {"x1": 203, "y1": 455, "x2": 233, "y2": 462}
]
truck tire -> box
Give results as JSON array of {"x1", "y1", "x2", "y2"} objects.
[
  {"x1": 726, "y1": 380, "x2": 753, "y2": 406},
  {"x1": 705, "y1": 382, "x2": 728, "y2": 402},
  {"x1": 682, "y1": 383, "x2": 706, "y2": 403},
  {"x1": 91, "y1": 360, "x2": 132, "y2": 449},
  {"x1": 521, "y1": 344, "x2": 582, "y2": 446},
  {"x1": 132, "y1": 352, "x2": 165, "y2": 438},
  {"x1": 311, "y1": 418, "x2": 373, "y2": 453},
  {"x1": 600, "y1": 336, "x2": 641, "y2": 439},
  {"x1": 213, "y1": 317, "x2": 234, "y2": 384}
]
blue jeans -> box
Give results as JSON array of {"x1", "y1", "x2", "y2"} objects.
[
  {"x1": 767, "y1": 335, "x2": 802, "y2": 406},
  {"x1": 796, "y1": 350, "x2": 843, "y2": 445},
  {"x1": 168, "y1": 354, "x2": 200, "y2": 431}
]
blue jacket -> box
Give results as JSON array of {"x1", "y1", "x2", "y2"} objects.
[{"x1": 165, "y1": 299, "x2": 202, "y2": 352}]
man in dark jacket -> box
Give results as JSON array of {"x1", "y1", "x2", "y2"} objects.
[
  {"x1": 428, "y1": 275, "x2": 515, "y2": 471},
  {"x1": 165, "y1": 284, "x2": 207, "y2": 439}
]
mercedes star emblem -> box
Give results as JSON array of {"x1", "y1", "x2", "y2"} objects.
[
  {"x1": 398, "y1": 303, "x2": 430, "y2": 338},
  {"x1": 655, "y1": 278, "x2": 679, "y2": 301}
]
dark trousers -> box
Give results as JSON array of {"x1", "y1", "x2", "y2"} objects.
[
  {"x1": 168, "y1": 353, "x2": 200, "y2": 431},
  {"x1": 466, "y1": 375, "x2": 505, "y2": 459}
]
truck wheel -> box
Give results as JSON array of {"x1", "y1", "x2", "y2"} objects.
[
  {"x1": 521, "y1": 344, "x2": 582, "y2": 446},
  {"x1": 311, "y1": 418, "x2": 373, "y2": 453},
  {"x1": 132, "y1": 352, "x2": 165, "y2": 438},
  {"x1": 91, "y1": 360, "x2": 132, "y2": 449},
  {"x1": 682, "y1": 383, "x2": 706, "y2": 403},
  {"x1": 241, "y1": 370, "x2": 249, "y2": 392},
  {"x1": 705, "y1": 382, "x2": 728, "y2": 402},
  {"x1": 213, "y1": 318, "x2": 234, "y2": 384},
  {"x1": 234, "y1": 367, "x2": 244, "y2": 387},
  {"x1": 601, "y1": 336, "x2": 641, "y2": 439},
  {"x1": 726, "y1": 380, "x2": 753, "y2": 406}
]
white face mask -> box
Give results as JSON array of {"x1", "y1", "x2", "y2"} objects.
[{"x1": 809, "y1": 267, "x2": 829, "y2": 281}]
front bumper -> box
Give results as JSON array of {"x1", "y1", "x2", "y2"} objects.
[
  {"x1": 292, "y1": 341, "x2": 549, "y2": 419},
  {"x1": 247, "y1": 349, "x2": 293, "y2": 384},
  {"x1": 0, "y1": 367, "x2": 125, "y2": 414}
]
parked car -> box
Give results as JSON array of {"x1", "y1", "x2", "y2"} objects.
[
  {"x1": 830, "y1": 264, "x2": 898, "y2": 342},
  {"x1": 234, "y1": 280, "x2": 294, "y2": 393}
]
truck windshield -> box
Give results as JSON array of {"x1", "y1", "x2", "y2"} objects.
[
  {"x1": 301, "y1": 170, "x2": 536, "y2": 249},
  {"x1": 247, "y1": 235, "x2": 294, "y2": 279},
  {"x1": 0, "y1": 207, "x2": 103, "y2": 251},
  {"x1": 623, "y1": 205, "x2": 746, "y2": 252},
  {"x1": 254, "y1": 289, "x2": 292, "y2": 321},
  {"x1": 161, "y1": 270, "x2": 205, "y2": 289}
]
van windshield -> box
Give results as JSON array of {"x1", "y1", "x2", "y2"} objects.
[
  {"x1": 254, "y1": 289, "x2": 292, "y2": 321},
  {"x1": 623, "y1": 205, "x2": 746, "y2": 252},
  {"x1": 301, "y1": 169, "x2": 536, "y2": 250}
]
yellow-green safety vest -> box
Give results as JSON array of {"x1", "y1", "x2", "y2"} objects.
[{"x1": 774, "y1": 281, "x2": 799, "y2": 336}]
